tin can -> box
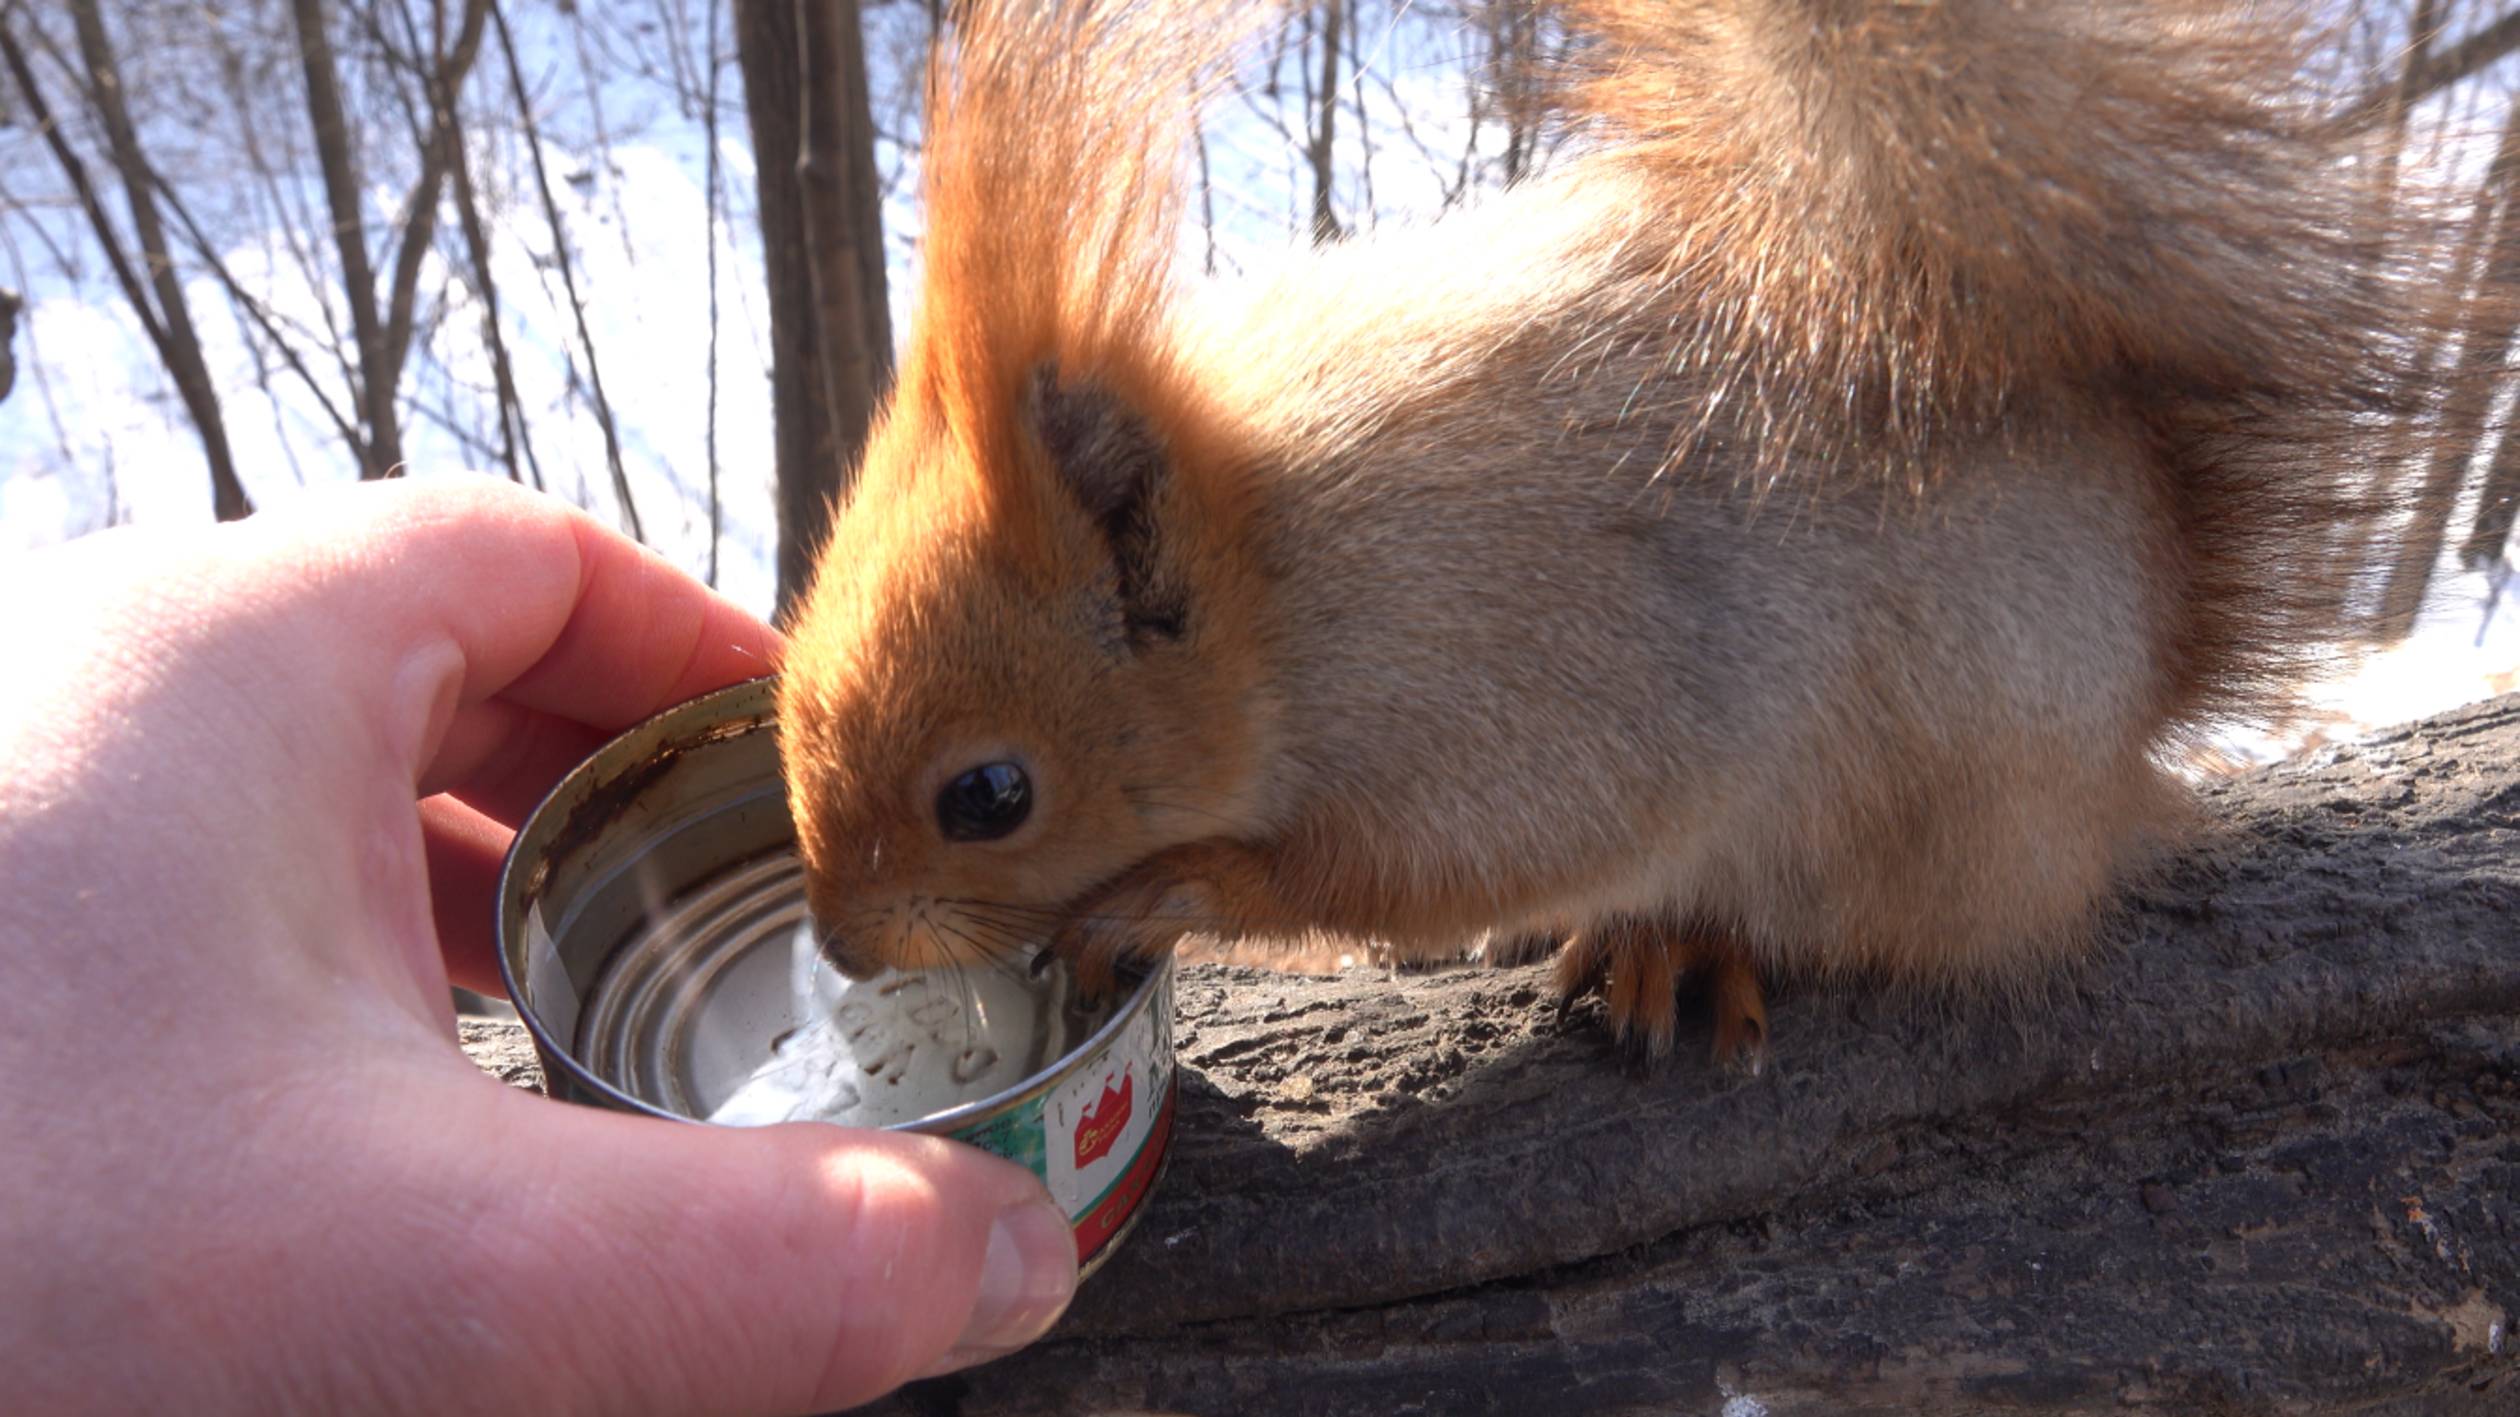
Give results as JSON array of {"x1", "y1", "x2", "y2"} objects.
[{"x1": 495, "y1": 677, "x2": 1177, "y2": 1277}]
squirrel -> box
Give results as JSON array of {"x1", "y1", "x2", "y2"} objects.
[{"x1": 774, "y1": 0, "x2": 2452, "y2": 1068}]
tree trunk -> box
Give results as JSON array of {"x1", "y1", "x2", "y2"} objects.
[
  {"x1": 465, "y1": 693, "x2": 2520, "y2": 1415},
  {"x1": 289, "y1": 0, "x2": 400, "y2": 477},
  {"x1": 2462, "y1": 427, "x2": 2520, "y2": 572},
  {"x1": 376, "y1": 0, "x2": 495, "y2": 433},
  {"x1": 0, "y1": 287, "x2": 19, "y2": 407},
  {"x1": 737, "y1": 0, "x2": 892, "y2": 619},
  {"x1": 1307, "y1": 0, "x2": 1341, "y2": 243},
  {"x1": 796, "y1": 0, "x2": 892, "y2": 569},
  {"x1": 51, "y1": 3, "x2": 252, "y2": 520},
  {"x1": 1485, "y1": 0, "x2": 1542, "y2": 187},
  {"x1": 2375, "y1": 106, "x2": 2520, "y2": 639}
]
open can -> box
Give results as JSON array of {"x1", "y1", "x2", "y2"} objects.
[{"x1": 495, "y1": 677, "x2": 1177, "y2": 1277}]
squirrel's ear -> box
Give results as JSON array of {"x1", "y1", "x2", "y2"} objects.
[{"x1": 1025, "y1": 369, "x2": 1188, "y2": 647}]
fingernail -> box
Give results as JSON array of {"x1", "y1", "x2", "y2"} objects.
[{"x1": 928, "y1": 1200, "x2": 1075, "y2": 1374}]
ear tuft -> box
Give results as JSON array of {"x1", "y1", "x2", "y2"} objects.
[
  {"x1": 1027, "y1": 370, "x2": 1165, "y2": 517},
  {"x1": 1026, "y1": 369, "x2": 1187, "y2": 646}
]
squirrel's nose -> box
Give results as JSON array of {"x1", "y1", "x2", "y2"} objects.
[
  {"x1": 815, "y1": 933, "x2": 883, "y2": 981},
  {"x1": 803, "y1": 907, "x2": 883, "y2": 980}
]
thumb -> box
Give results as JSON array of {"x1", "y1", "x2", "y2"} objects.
[{"x1": 459, "y1": 1088, "x2": 1079, "y2": 1415}]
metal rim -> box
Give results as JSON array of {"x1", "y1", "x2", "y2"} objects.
[{"x1": 492, "y1": 675, "x2": 1170, "y2": 1136}]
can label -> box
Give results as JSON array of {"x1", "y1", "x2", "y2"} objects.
[{"x1": 946, "y1": 968, "x2": 1176, "y2": 1265}]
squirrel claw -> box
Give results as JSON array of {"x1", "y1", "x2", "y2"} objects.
[
  {"x1": 1707, "y1": 958, "x2": 1771, "y2": 1076},
  {"x1": 1550, "y1": 915, "x2": 1771, "y2": 1071},
  {"x1": 1050, "y1": 916, "x2": 1150, "y2": 1002},
  {"x1": 1601, "y1": 922, "x2": 1680, "y2": 1060},
  {"x1": 1050, "y1": 866, "x2": 1209, "y2": 1001},
  {"x1": 1552, "y1": 917, "x2": 1676, "y2": 1058},
  {"x1": 1549, "y1": 929, "x2": 1608, "y2": 1029}
]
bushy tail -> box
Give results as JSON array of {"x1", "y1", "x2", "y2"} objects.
[
  {"x1": 1562, "y1": 1, "x2": 2421, "y2": 427},
  {"x1": 1553, "y1": 0, "x2": 2469, "y2": 729}
]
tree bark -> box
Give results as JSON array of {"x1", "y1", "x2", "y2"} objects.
[
  {"x1": 795, "y1": 0, "x2": 892, "y2": 581},
  {"x1": 466, "y1": 693, "x2": 2520, "y2": 1414},
  {"x1": 737, "y1": 0, "x2": 892, "y2": 619}
]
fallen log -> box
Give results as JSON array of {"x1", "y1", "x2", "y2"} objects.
[{"x1": 463, "y1": 694, "x2": 2520, "y2": 1415}]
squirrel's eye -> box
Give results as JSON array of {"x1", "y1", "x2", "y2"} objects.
[{"x1": 936, "y1": 762, "x2": 1032, "y2": 842}]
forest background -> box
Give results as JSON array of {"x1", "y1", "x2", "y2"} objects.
[{"x1": 2, "y1": 0, "x2": 2516, "y2": 763}]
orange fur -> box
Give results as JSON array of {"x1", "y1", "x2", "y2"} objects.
[{"x1": 777, "y1": 0, "x2": 2460, "y2": 1060}]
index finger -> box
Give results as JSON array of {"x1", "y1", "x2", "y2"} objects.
[{"x1": 215, "y1": 478, "x2": 782, "y2": 781}]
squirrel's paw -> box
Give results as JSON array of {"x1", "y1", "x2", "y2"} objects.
[
  {"x1": 1050, "y1": 867, "x2": 1209, "y2": 999},
  {"x1": 1551, "y1": 916, "x2": 1769, "y2": 1073},
  {"x1": 1703, "y1": 947, "x2": 1770, "y2": 1078},
  {"x1": 1553, "y1": 916, "x2": 1677, "y2": 1059}
]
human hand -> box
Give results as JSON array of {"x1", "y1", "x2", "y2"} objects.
[{"x1": 0, "y1": 479, "x2": 1077, "y2": 1414}]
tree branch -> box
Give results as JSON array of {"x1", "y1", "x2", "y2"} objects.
[
  {"x1": 2335, "y1": 10, "x2": 2520, "y2": 134},
  {"x1": 493, "y1": 0, "x2": 641, "y2": 539},
  {"x1": 143, "y1": 165, "x2": 367, "y2": 461},
  {"x1": 443, "y1": 100, "x2": 540, "y2": 490},
  {"x1": 376, "y1": 0, "x2": 492, "y2": 412},
  {"x1": 1307, "y1": 0, "x2": 1342, "y2": 243},
  {"x1": 5, "y1": 7, "x2": 252, "y2": 519},
  {"x1": 473, "y1": 693, "x2": 2520, "y2": 1416}
]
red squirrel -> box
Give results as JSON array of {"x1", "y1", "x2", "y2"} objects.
[{"x1": 774, "y1": 0, "x2": 2450, "y2": 1067}]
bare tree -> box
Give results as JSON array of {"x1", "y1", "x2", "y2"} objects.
[
  {"x1": 1480, "y1": 0, "x2": 1543, "y2": 186},
  {"x1": 4, "y1": 0, "x2": 2514, "y2": 656},
  {"x1": 288, "y1": 0, "x2": 492, "y2": 479},
  {"x1": 735, "y1": 0, "x2": 892, "y2": 615},
  {"x1": 3, "y1": 8, "x2": 253, "y2": 519},
  {"x1": 0, "y1": 285, "x2": 19, "y2": 405},
  {"x1": 2463, "y1": 430, "x2": 2520, "y2": 575},
  {"x1": 2374, "y1": 101, "x2": 2520, "y2": 638},
  {"x1": 796, "y1": 0, "x2": 890, "y2": 542},
  {"x1": 443, "y1": 101, "x2": 541, "y2": 491},
  {"x1": 491, "y1": 0, "x2": 640, "y2": 537},
  {"x1": 703, "y1": 0, "x2": 727, "y2": 585},
  {"x1": 1306, "y1": 0, "x2": 1342, "y2": 243},
  {"x1": 2336, "y1": 8, "x2": 2520, "y2": 132}
]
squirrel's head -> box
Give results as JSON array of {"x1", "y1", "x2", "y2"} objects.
[{"x1": 776, "y1": 366, "x2": 1270, "y2": 977}]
